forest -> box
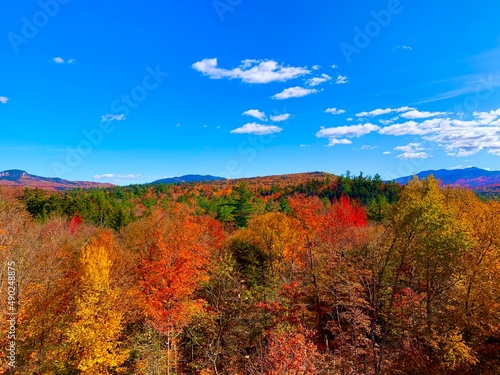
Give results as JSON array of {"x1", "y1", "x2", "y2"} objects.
[{"x1": 0, "y1": 172, "x2": 499, "y2": 374}]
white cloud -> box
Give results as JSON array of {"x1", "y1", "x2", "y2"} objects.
[
  {"x1": 101, "y1": 114, "x2": 126, "y2": 122},
  {"x1": 327, "y1": 138, "x2": 352, "y2": 146},
  {"x1": 400, "y1": 109, "x2": 448, "y2": 119},
  {"x1": 306, "y1": 73, "x2": 332, "y2": 87},
  {"x1": 379, "y1": 119, "x2": 441, "y2": 136},
  {"x1": 423, "y1": 120, "x2": 500, "y2": 157},
  {"x1": 316, "y1": 123, "x2": 380, "y2": 139},
  {"x1": 94, "y1": 174, "x2": 142, "y2": 180},
  {"x1": 270, "y1": 113, "x2": 291, "y2": 122},
  {"x1": 300, "y1": 144, "x2": 310, "y2": 147},
  {"x1": 361, "y1": 145, "x2": 377, "y2": 150},
  {"x1": 347, "y1": 117, "x2": 353, "y2": 121},
  {"x1": 0, "y1": 96, "x2": 9, "y2": 104},
  {"x1": 312, "y1": 65, "x2": 321, "y2": 70},
  {"x1": 379, "y1": 117, "x2": 399, "y2": 125},
  {"x1": 192, "y1": 58, "x2": 310, "y2": 84},
  {"x1": 356, "y1": 106, "x2": 414, "y2": 117},
  {"x1": 243, "y1": 109, "x2": 267, "y2": 121},
  {"x1": 331, "y1": 64, "x2": 338, "y2": 69},
  {"x1": 230, "y1": 123, "x2": 283, "y2": 135},
  {"x1": 336, "y1": 75, "x2": 348, "y2": 84},
  {"x1": 473, "y1": 109, "x2": 500, "y2": 123},
  {"x1": 394, "y1": 143, "x2": 431, "y2": 159},
  {"x1": 383, "y1": 151, "x2": 392, "y2": 155},
  {"x1": 325, "y1": 107, "x2": 346, "y2": 115},
  {"x1": 52, "y1": 57, "x2": 76, "y2": 64},
  {"x1": 393, "y1": 45, "x2": 413, "y2": 51},
  {"x1": 375, "y1": 112, "x2": 500, "y2": 157},
  {"x1": 272, "y1": 86, "x2": 320, "y2": 100}
]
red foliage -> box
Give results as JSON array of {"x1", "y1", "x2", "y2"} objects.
[{"x1": 67, "y1": 214, "x2": 83, "y2": 235}]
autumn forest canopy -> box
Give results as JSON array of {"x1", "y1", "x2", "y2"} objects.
[{"x1": 0, "y1": 172, "x2": 499, "y2": 374}]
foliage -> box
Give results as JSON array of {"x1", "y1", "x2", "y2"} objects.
[{"x1": 0, "y1": 174, "x2": 499, "y2": 374}]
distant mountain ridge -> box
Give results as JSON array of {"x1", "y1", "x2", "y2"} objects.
[
  {"x1": 0, "y1": 169, "x2": 113, "y2": 190},
  {"x1": 394, "y1": 167, "x2": 500, "y2": 190},
  {"x1": 151, "y1": 174, "x2": 227, "y2": 184},
  {"x1": 2, "y1": 168, "x2": 499, "y2": 192}
]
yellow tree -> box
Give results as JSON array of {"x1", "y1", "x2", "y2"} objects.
[
  {"x1": 381, "y1": 176, "x2": 476, "y2": 373},
  {"x1": 65, "y1": 232, "x2": 128, "y2": 374},
  {"x1": 236, "y1": 212, "x2": 304, "y2": 283},
  {"x1": 445, "y1": 188, "x2": 500, "y2": 372}
]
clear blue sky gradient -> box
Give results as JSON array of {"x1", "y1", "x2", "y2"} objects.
[{"x1": 1, "y1": 0, "x2": 500, "y2": 184}]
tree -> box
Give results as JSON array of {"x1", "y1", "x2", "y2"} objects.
[
  {"x1": 233, "y1": 183, "x2": 254, "y2": 227},
  {"x1": 65, "y1": 232, "x2": 128, "y2": 374},
  {"x1": 140, "y1": 206, "x2": 224, "y2": 373}
]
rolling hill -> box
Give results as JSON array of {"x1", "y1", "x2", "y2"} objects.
[
  {"x1": 0, "y1": 170, "x2": 114, "y2": 190},
  {"x1": 394, "y1": 167, "x2": 500, "y2": 190},
  {"x1": 151, "y1": 174, "x2": 227, "y2": 184}
]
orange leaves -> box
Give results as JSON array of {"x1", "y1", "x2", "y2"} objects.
[
  {"x1": 263, "y1": 325, "x2": 322, "y2": 375},
  {"x1": 140, "y1": 205, "x2": 225, "y2": 335}
]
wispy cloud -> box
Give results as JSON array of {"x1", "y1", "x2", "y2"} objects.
[
  {"x1": 379, "y1": 120, "x2": 437, "y2": 136},
  {"x1": 417, "y1": 74, "x2": 500, "y2": 104},
  {"x1": 316, "y1": 123, "x2": 380, "y2": 146},
  {"x1": 243, "y1": 109, "x2": 267, "y2": 121},
  {"x1": 317, "y1": 123, "x2": 380, "y2": 138},
  {"x1": 336, "y1": 75, "x2": 348, "y2": 84},
  {"x1": 101, "y1": 114, "x2": 126, "y2": 122},
  {"x1": 230, "y1": 123, "x2": 283, "y2": 135},
  {"x1": 325, "y1": 107, "x2": 345, "y2": 115},
  {"x1": 356, "y1": 106, "x2": 414, "y2": 117},
  {"x1": 400, "y1": 109, "x2": 448, "y2": 119},
  {"x1": 327, "y1": 138, "x2": 352, "y2": 146},
  {"x1": 270, "y1": 113, "x2": 291, "y2": 122},
  {"x1": 394, "y1": 143, "x2": 430, "y2": 159},
  {"x1": 0, "y1": 96, "x2": 9, "y2": 104},
  {"x1": 393, "y1": 45, "x2": 413, "y2": 52},
  {"x1": 94, "y1": 173, "x2": 143, "y2": 180},
  {"x1": 377, "y1": 108, "x2": 500, "y2": 157},
  {"x1": 192, "y1": 58, "x2": 310, "y2": 84},
  {"x1": 306, "y1": 73, "x2": 332, "y2": 87},
  {"x1": 52, "y1": 57, "x2": 76, "y2": 64},
  {"x1": 272, "y1": 86, "x2": 320, "y2": 100}
]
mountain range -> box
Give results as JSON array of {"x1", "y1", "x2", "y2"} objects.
[
  {"x1": 0, "y1": 170, "x2": 113, "y2": 190},
  {"x1": 151, "y1": 175, "x2": 226, "y2": 184},
  {"x1": 0, "y1": 168, "x2": 499, "y2": 192},
  {"x1": 394, "y1": 167, "x2": 500, "y2": 190}
]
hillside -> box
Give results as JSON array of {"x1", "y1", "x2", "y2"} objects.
[
  {"x1": 152, "y1": 174, "x2": 226, "y2": 184},
  {"x1": 394, "y1": 167, "x2": 500, "y2": 191},
  {"x1": 0, "y1": 169, "x2": 113, "y2": 190}
]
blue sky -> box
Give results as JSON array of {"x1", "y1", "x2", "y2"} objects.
[{"x1": 1, "y1": 0, "x2": 500, "y2": 184}]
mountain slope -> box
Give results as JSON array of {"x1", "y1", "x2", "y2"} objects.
[
  {"x1": 151, "y1": 174, "x2": 226, "y2": 184},
  {"x1": 0, "y1": 170, "x2": 114, "y2": 190},
  {"x1": 394, "y1": 167, "x2": 500, "y2": 190}
]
